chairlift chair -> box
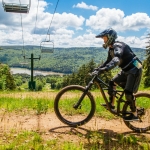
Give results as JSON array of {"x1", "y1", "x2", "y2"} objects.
[
  {"x1": 146, "y1": 45, "x2": 150, "y2": 49},
  {"x1": 19, "y1": 59, "x2": 28, "y2": 65},
  {"x1": 40, "y1": 35, "x2": 54, "y2": 53},
  {"x1": 19, "y1": 55, "x2": 28, "y2": 65},
  {"x1": 2, "y1": 0, "x2": 31, "y2": 13},
  {"x1": 20, "y1": 62, "x2": 28, "y2": 65}
]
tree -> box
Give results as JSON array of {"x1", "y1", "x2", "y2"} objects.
[
  {"x1": 61, "y1": 59, "x2": 112, "y2": 88},
  {"x1": 143, "y1": 34, "x2": 150, "y2": 87},
  {"x1": 0, "y1": 64, "x2": 16, "y2": 90},
  {"x1": 143, "y1": 48, "x2": 150, "y2": 87}
]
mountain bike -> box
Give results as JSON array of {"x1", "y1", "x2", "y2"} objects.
[{"x1": 54, "y1": 72, "x2": 150, "y2": 133}]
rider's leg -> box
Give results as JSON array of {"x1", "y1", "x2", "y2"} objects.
[
  {"x1": 123, "y1": 68, "x2": 142, "y2": 121},
  {"x1": 124, "y1": 90, "x2": 136, "y2": 113},
  {"x1": 124, "y1": 90, "x2": 139, "y2": 121},
  {"x1": 101, "y1": 80, "x2": 116, "y2": 109},
  {"x1": 108, "y1": 80, "x2": 116, "y2": 107},
  {"x1": 108, "y1": 71, "x2": 127, "y2": 107}
]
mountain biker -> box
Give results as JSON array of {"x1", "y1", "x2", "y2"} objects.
[{"x1": 94, "y1": 28, "x2": 142, "y2": 121}]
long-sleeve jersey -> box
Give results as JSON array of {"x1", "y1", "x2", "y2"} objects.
[{"x1": 100, "y1": 41, "x2": 139, "y2": 71}]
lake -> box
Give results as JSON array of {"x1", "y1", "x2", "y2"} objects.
[{"x1": 10, "y1": 67, "x2": 64, "y2": 76}]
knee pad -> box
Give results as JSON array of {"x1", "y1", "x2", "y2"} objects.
[{"x1": 124, "y1": 90, "x2": 133, "y2": 102}]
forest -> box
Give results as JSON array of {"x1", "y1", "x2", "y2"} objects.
[
  {"x1": 0, "y1": 46, "x2": 149, "y2": 91},
  {"x1": 0, "y1": 46, "x2": 146, "y2": 73}
]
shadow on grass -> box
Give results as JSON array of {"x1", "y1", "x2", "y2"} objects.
[{"x1": 49, "y1": 126, "x2": 150, "y2": 150}]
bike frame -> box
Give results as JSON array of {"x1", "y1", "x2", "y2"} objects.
[
  {"x1": 94, "y1": 75, "x2": 126, "y2": 116},
  {"x1": 74, "y1": 74, "x2": 127, "y2": 117}
]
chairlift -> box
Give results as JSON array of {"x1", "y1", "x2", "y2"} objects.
[
  {"x1": 19, "y1": 59, "x2": 28, "y2": 65},
  {"x1": 40, "y1": 35, "x2": 54, "y2": 53},
  {"x1": 146, "y1": 45, "x2": 150, "y2": 49},
  {"x1": 2, "y1": 0, "x2": 31, "y2": 13},
  {"x1": 19, "y1": 55, "x2": 28, "y2": 65},
  {"x1": 20, "y1": 62, "x2": 28, "y2": 65}
]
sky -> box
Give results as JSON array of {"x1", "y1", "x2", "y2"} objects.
[{"x1": 0, "y1": 0, "x2": 150, "y2": 48}]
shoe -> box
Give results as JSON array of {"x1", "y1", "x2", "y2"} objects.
[
  {"x1": 123, "y1": 114, "x2": 139, "y2": 122},
  {"x1": 101, "y1": 103, "x2": 115, "y2": 109}
]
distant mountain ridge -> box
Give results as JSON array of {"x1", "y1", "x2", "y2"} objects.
[{"x1": 0, "y1": 46, "x2": 146, "y2": 73}]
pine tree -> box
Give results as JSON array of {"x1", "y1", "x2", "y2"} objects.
[
  {"x1": 61, "y1": 59, "x2": 112, "y2": 88},
  {"x1": 143, "y1": 33, "x2": 150, "y2": 87},
  {"x1": 0, "y1": 64, "x2": 16, "y2": 90}
]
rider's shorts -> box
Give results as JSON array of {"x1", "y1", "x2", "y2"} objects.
[{"x1": 112, "y1": 67, "x2": 142, "y2": 93}]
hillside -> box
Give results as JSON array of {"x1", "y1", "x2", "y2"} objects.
[{"x1": 0, "y1": 46, "x2": 146, "y2": 73}]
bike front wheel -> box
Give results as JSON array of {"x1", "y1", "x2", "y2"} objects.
[
  {"x1": 123, "y1": 92, "x2": 150, "y2": 133},
  {"x1": 54, "y1": 85, "x2": 96, "y2": 127}
]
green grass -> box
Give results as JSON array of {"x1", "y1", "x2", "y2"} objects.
[
  {"x1": 0, "y1": 131, "x2": 54, "y2": 150},
  {"x1": 0, "y1": 130, "x2": 149, "y2": 150},
  {"x1": 0, "y1": 90, "x2": 150, "y2": 119},
  {"x1": 0, "y1": 130, "x2": 84, "y2": 150},
  {"x1": 136, "y1": 96, "x2": 150, "y2": 109},
  {"x1": 94, "y1": 95, "x2": 115, "y2": 119},
  {"x1": 0, "y1": 91, "x2": 150, "y2": 149},
  {"x1": 0, "y1": 96, "x2": 54, "y2": 115}
]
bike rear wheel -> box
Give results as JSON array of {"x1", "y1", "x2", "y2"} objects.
[
  {"x1": 123, "y1": 92, "x2": 150, "y2": 133},
  {"x1": 54, "y1": 85, "x2": 96, "y2": 127}
]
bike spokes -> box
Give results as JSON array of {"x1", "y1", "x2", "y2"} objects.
[{"x1": 54, "y1": 85, "x2": 96, "y2": 127}]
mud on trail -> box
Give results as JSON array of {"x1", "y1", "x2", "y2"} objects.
[{"x1": 0, "y1": 111, "x2": 150, "y2": 144}]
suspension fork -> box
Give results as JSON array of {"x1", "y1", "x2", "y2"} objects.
[{"x1": 73, "y1": 79, "x2": 94, "y2": 109}]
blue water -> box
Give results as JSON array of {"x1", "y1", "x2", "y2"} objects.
[{"x1": 10, "y1": 67, "x2": 64, "y2": 76}]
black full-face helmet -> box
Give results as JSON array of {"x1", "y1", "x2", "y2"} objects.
[{"x1": 96, "y1": 28, "x2": 117, "y2": 49}]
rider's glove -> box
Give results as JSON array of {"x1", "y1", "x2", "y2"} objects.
[
  {"x1": 92, "y1": 67, "x2": 106, "y2": 75},
  {"x1": 91, "y1": 70, "x2": 99, "y2": 75}
]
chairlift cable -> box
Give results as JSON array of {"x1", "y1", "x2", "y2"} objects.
[
  {"x1": 33, "y1": 0, "x2": 40, "y2": 35},
  {"x1": 45, "y1": 0, "x2": 60, "y2": 40},
  {"x1": 32, "y1": 0, "x2": 39, "y2": 35},
  {"x1": 40, "y1": 0, "x2": 60, "y2": 54},
  {"x1": 20, "y1": 16, "x2": 25, "y2": 51},
  {"x1": 19, "y1": 0, "x2": 25, "y2": 57},
  {"x1": 32, "y1": 0, "x2": 40, "y2": 54}
]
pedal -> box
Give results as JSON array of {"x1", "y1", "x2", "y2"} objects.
[
  {"x1": 137, "y1": 108, "x2": 145, "y2": 115},
  {"x1": 101, "y1": 103, "x2": 107, "y2": 107}
]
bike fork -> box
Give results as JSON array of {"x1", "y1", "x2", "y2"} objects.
[
  {"x1": 73, "y1": 81, "x2": 93, "y2": 109},
  {"x1": 73, "y1": 91, "x2": 87, "y2": 109}
]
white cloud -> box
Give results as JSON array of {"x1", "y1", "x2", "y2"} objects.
[
  {"x1": 73, "y1": 2, "x2": 98, "y2": 11},
  {"x1": 0, "y1": 0, "x2": 85, "y2": 46},
  {"x1": 86, "y1": 8, "x2": 125, "y2": 31},
  {"x1": 51, "y1": 13, "x2": 85, "y2": 30},
  {"x1": 117, "y1": 36, "x2": 147, "y2": 48},
  {"x1": 0, "y1": 1, "x2": 149, "y2": 48},
  {"x1": 123, "y1": 13, "x2": 150, "y2": 31},
  {"x1": 86, "y1": 8, "x2": 150, "y2": 32}
]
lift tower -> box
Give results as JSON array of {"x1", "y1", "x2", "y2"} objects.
[{"x1": 24, "y1": 53, "x2": 40, "y2": 90}]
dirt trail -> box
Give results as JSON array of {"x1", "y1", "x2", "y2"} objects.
[{"x1": 1, "y1": 111, "x2": 150, "y2": 143}]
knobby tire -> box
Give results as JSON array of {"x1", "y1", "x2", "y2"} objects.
[
  {"x1": 123, "y1": 92, "x2": 150, "y2": 133},
  {"x1": 54, "y1": 85, "x2": 96, "y2": 127}
]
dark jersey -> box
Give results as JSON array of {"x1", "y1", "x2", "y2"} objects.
[{"x1": 100, "y1": 41, "x2": 137, "y2": 71}]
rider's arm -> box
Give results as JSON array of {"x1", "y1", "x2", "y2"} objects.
[
  {"x1": 104, "y1": 56, "x2": 120, "y2": 71},
  {"x1": 99, "y1": 50, "x2": 112, "y2": 68},
  {"x1": 102, "y1": 45, "x2": 123, "y2": 71}
]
